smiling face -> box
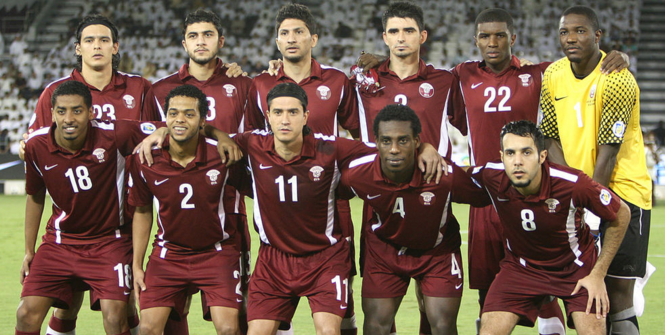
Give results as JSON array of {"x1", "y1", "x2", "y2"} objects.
[
  {"x1": 559, "y1": 13, "x2": 600, "y2": 64},
  {"x1": 275, "y1": 18, "x2": 318, "y2": 64},
  {"x1": 383, "y1": 17, "x2": 427, "y2": 59},
  {"x1": 500, "y1": 133, "x2": 547, "y2": 195},
  {"x1": 166, "y1": 95, "x2": 204, "y2": 144},
  {"x1": 475, "y1": 21, "x2": 516, "y2": 73},
  {"x1": 52, "y1": 94, "x2": 94, "y2": 150},
  {"x1": 182, "y1": 21, "x2": 224, "y2": 65},
  {"x1": 75, "y1": 24, "x2": 118, "y2": 72},
  {"x1": 267, "y1": 96, "x2": 309, "y2": 146},
  {"x1": 377, "y1": 120, "x2": 420, "y2": 183}
]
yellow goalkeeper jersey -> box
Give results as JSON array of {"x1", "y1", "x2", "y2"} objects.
[{"x1": 540, "y1": 51, "x2": 652, "y2": 209}]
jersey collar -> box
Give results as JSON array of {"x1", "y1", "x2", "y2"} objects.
[
  {"x1": 160, "y1": 134, "x2": 209, "y2": 169},
  {"x1": 378, "y1": 58, "x2": 428, "y2": 81},
  {"x1": 498, "y1": 160, "x2": 552, "y2": 202},
  {"x1": 372, "y1": 153, "x2": 423, "y2": 188},
  {"x1": 71, "y1": 69, "x2": 125, "y2": 91},
  {"x1": 478, "y1": 55, "x2": 521, "y2": 75},
  {"x1": 47, "y1": 121, "x2": 96, "y2": 155},
  {"x1": 276, "y1": 58, "x2": 322, "y2": 84},
  {"x1": 264, "y1": 132, "x2": 317, "y2": 162},
  {"x1": 178, "y1": 58, "x2": 226, "y2": 82}
]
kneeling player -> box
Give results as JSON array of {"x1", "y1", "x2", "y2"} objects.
[
  {"x1": 130, "y1": 85, "x2": 244, "y2": 335},
  {"x1": 470, "y1": 121, "x2": 631, "y2": 334},
  {"x1": 339, "y1": 105, "x2": 490, "y2": 335}
]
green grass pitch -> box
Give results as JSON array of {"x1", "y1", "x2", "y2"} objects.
[{"x1": 1, "y1": 195, "x2": 663, "y2": 334}]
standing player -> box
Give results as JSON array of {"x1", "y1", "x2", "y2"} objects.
[
  {"x1": 470, "y1": 120, "x2": 630, "y2": 335},
  {"x1": 151, "y1": 9, "x2": 252, "y2": 334},
  {"x1": 130, "y1": 85, "x2": 243, "y2": 335},
  {"x1": 17, "y1": 81, "x2": 159, "y2": 335},
  {"x1": 247, "y1": 5, "x2": 361, "y2": 334},
  {"x1": 540, "y1": 6, "x2": 652, "y2": 334},
  {"x1": 339, "y1": 105, "x2": 490, "y2": 335}
]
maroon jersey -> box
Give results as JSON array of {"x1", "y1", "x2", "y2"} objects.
[
  {"x1": 233, "y1": 131, "x2": 375, "y2": 255},
  {"x1": 470, "y1": 160, "x2": 622, "y2": 271},
  {"x1": 340, "y1": 154, "x2": 490, "y2": 250},
  {"x1": 450, "y1": 57, "x2": 550, "y2": 165},
  {"x1": 29, "y1": 69, "x2": 160, "y2": 132},
  {"x1": 353, "y1": 59, "x2": 459, "y2": 157},
  {"x1": 245, "y1": 59, "x2": 359, "y2": 136},
  {"x1": 128, "y1": 135, "x2": 243, "y2": 255},
  {"x1": 24, "y1": 120, "x2": 157, "y2": 245}
]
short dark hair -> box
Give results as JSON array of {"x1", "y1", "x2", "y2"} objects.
[
  {"x1": 183, "y1": 9, "x2": 224, "y2": 37},
  {"x1": 164, "y1": 85, "x2": 208, "y2": 119},
  {"x1": 75, "y1": 14, "x2": 120, "y2": 71},
  {"x1": 373, "y1": 104, "x2": 422, "y2": 138},
  {"x1": 500, "y1": 120, "x2": 545, "y2": 152},
  {"x1": 562, "y1": 5, "x2": 600, "y2": 32},
  {"x1": 51, "y1": 81, "x2": 93, "y2": 109},
  {"x1": 266, "y1": 83, "x2": 311, "y2": 135},
  {"x1": 382, "y1": 2, "x2": 424, "y2": 32},
  {"x1": 475, "y1": 8, "x2": 515, "y2": 35},
  {"x1": 275, "y1": 4, "x2": 317, "y2": 36}
]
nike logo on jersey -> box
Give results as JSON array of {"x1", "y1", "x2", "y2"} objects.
[
  {"x1": 259, "y1": 164, "x2": 272, "y2": 169},
  {"x1": 455, "y1": 283, "x2": 463, "y2": 290},
  {"x1": 340, "y1": 305, "x2": 348, "y2": 310},
  {"x1": 497, "y1": 197, "x2": 510, "y2": 201},
  {"x1": 555, "y1": 96, "x2": 567, "y2": 101},
  {"x1": 367, "y1": 194, "x2": 381, "y2": 200},
  {"x1": 236, "y1": 298, "x2": 243, "y2": 303},
  {"x1": 45, "y1": 164, "x2": 58, "y2": 170},
  {"x1": 471, "y1": 82, "x2": 483, "y2": 89},
  {"x1": 123, "y1": 291, "x2": 131, "y2": 295},
  {"x1": 154, "y1": 179, "x2": 169, "y2": 185}
]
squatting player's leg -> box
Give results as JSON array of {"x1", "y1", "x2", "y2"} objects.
[
  {"x1": 210, "y1": 306, "x2": 239, "y2": 335},
  {"x1": 569, "y1": 311, "x2": 605, "y2": 335},
  {"x1": 313, "y1": 312, "x2": 343, "y2": 335},
  {"x1": 362, "y1": 297, "x2": 402, "y2": 335},
  {"x1": 139, "y1": 307, "x2": 171, "y2": 335},
  {"x1": 479, "y1": 311, "x2": 519, "y2": 335},
  {"x1": 99, "y1": 299, "x2": 129, "y2": 334},
  {"x1": 422, "y1": 296, "x2": 461, "y2": 335},
  {"x1": 248, "y1": 319, "x2": 280, "y2": 335},
  {"x1": 16, "y1": 296, "x2": 56, "y2": 332}
]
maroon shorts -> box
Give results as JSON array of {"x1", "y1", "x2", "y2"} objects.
[
  {"x1": 362, "y1": 232, "x2": 463, "y2": 298},
  {"x1": 22, "y1": 238, "x2": 132, "y2": 310},
  {"x1": 483, "y1": 253, "x2": 596, "y2": 327},
  {"x1": 247, "y1": 241, "x2": 351, "y2": 323},
  {"x1": 468, "y1": 205, "x2": 504, "y2": 290},
  {"x1": 139, "y1": 246, "x2": 241, "y2": 320},
  {"x1": 229, "y1": 214, "x2": 251, "y2": 291}
]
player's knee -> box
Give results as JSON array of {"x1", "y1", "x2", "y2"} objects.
[
  {"x1": 103, "y1": 311, "x2": 127, "y2": 330},
  {"x1": 429, "y1": 318, "x2": 456, "y2": 334},
  {"x1": 16, "y1": 304, "x2": 42, "y2": 328},
  {"x1": 53, "y1": 307, "x2": 78, "y2": 320},
  {"x1": 317, "y1": 327, "x2": 340, "y2": 335},
  {"x1": 139, "y1": 321, "x2": 162, "y2": 335},
  {"x1": 216, "y1": 323, "x2": 238, "y2": 335}
]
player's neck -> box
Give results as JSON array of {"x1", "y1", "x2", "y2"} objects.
[
  {"x1": 382, "y1": 166, "x2": 414, "y2": 185},
  {"x1": 81, "y1": 65, "x2": 113, "y2": 91},
  {"x1": 54, "y1": 129, "x2": 87, "y2": 153},
  {"x1": 273, "y1": 136, "x2": 304, "y2": 162},
  {"x1": 514, "y1": 168, "x2": 542, "y2": 197},
  {"x1": 283, "y1": 56, "x2": 312, "y2": 84},
  {"x1": 168, "y1": 135, "x2": 199, "y2": 167},
  {"x1": 571, "y1": 50, "x2": 602, "y2": 78},
  {"x1": 188, "y1": 58, "x2": 218, "y2": 81},
  {"x1": 389, "y1": 54, "x2": 420, "y2": 80},
  {"x1": 487, "y1": 57, "x2": 511, "y2": 74}
]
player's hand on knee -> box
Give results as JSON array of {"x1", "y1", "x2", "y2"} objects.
[
  {"x1": 224, "y1": 62, "x2": 248, "y2": 78},
  {"x1": 601, "y1": 50, "x2": 630, "y2": 74},
  {"x1": 137, "y1": 127, "x2": 169, "y2": 166},
  {"x1": 133, "y1": 267, "x2": 146, "y2": 302},
  {"x1": 20, "y1": 253, "x2": 34, "y2": 285},
  {"x1": 266, "y1": 59, "x2": 283, "y2": 76},
  {"x1": 572, "y1": 271, "x2": 609, "y2": 319}
]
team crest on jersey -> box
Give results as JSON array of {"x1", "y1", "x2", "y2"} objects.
[
  {"x1": 600, "y1": 189, "x2": 612, "y2": 206},
  {"x1": 316, "y1": 86, "x2": 331, "y2": 100},
  {"x1": 309, "y1": 166, "x2": 325, "y2": 181},
  {"x1": 92, "y1": 148, "x2": 106, "y2": 163},
  {"x1": 419, "y1": 192, "x2": 435, "y2": 205},
  {"x1": 123, "y1": 95, "x2": 136, "y2": 109},
  {"x1": 518, "y1": 74, "x2": 533, "y2": 87},
  {"x1": 612, "y1": 121, "x2": 626, "y2": 138},
  {"x1": 544, "y1": 198, "x2": 560, "y2": 213},
  {"x1": 419, "y1": 83, "x2": 434, "y2": 98},
  {"x1": 589, "y1": 84, "x2": 597, "y2": 99},
  {"x1": 223, "y1": 84, "x2": 237, "y2": 97},
  {"x1": 207, "y1": 169, "x2": 221, "y2": 185},
  {"x1": 140, "y1": 122, "x2": 156, "y2": 134}
]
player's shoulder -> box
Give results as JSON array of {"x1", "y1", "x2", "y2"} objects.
[
  {"x1": 252, "y1": 72, "x2": 278, "y2": 85},
  {"x1": 604, "y1": 68, "x2": 637, "y2": 87},
  {"x1": 455, "y1": 60, "x2": 482, "y2": 73},
  {"x1": 425, "y1": 63, "x2": 454, "y2": 76},
  {"x1": 25, "y1": 127, "x2": 50, "y2": 145},
  {"x1": 347, "y1": 153, "x2": 377, "y2": 169},
  {"x1": 544, "y1": 57, "x2": 569, "y2": 75},
  {"x1": 43, "y1": 75, "x2": 74, "y2": 92},
  {"x1": 547, "y1": 162, "x2": 584, "y2": 185},
  {"x1": 319, "y1": 63, "x2": 350, "y2": 79},
  {"x1": 152, "y1": 71, "x2": 180, "y2": 87}
]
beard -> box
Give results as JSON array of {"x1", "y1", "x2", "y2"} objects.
[
  {"x1": 189, "y1": 50, "x2": 218, "y2": 66},
  {"x1": 508, "y1": 177, "x2": 532, "y2": 188},
  {"x1": 283, "y1": 53, "x2": 305, "y2": 64}
]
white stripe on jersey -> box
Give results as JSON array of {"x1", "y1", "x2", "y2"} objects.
[
  {"x1": 565, "y1": 198, "x2": 584, "y2": 267},
  {"x1": 355, "y1": 86, "x2": 370, "y2": 143},
  {"x1": 457, "y1": 80, "x2": 476, "y2": 165},
  {"x1": 26, "y1": 126, "x2": 50, "y2": 142},
  {"x1": 115, "y1": 150, "x2": 126, "y2": 227},
  {"x1": 348, "y1": 154, "x2": 376, "y2": 169},
  {"x1": 434, "y1": 192, "x2": 452, "y2": 247},
  {"x1": 550, "y1": 167, "x2": 579, "y2": 183},
  {"x1": 325, "y1": 161, "x2": 341, "y2": 245},
  {"x1": 437, "y1": 90, "x2": 451, "y2": 157},
  {"x1": 152, "y1": 71, "x2": 178, "y2": 85},
  {"x1": 486, "y1": 162, "x2": 505, "y2": 170},
  {"x1": 154, "y1": 197, "x2": 169, "y2": 258},
  {"x1": 256, "y1": 91, "x2": 268, "y2": 131},
  {"x1": 155, "y1": 96, "x2": 165, "y2": 121},
  {"x1": 218, "y1": 170, "x2": 230, "y2": 241},
  {"x1": 31, "y1": 161, "x2": 43, "y2": 177},
  {"x1": 247, "y1": 155, "x2": 270, "y2": 245},
  {"x1": 54, "y1": 211, "x2": 66, "y2": 244},
  {"x1": 44, "y1": 75, "x2": 71, "y2": 90},
  {"x1": 314, "y1": 133, "x2": 336, "y2": 141},
  {"x1": 91, "y1": 120, "x2": 115, "y2": 130}
]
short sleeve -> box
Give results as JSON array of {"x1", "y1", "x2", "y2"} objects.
[
  {"x1": 24, "y1": 143, "x2": 45, "y2": 195},
  {"x1": 336, "y1": 138, "x2": 377, "y2": 169},
  {"x1": 337, "y1": 76, "x2": 360, "y2": 132},
  {"x1": 450, "y1": 163, "x2": 491, "y2": 207},
  {"x1": 140, "y1": 79, "x2": 162, "y2": 122},
  {"x1": 539, "y1": 67, "x2": 560, "y2": 140},
  {"x1": 127, "y1": 155, "x2": 153, "y2": 207},
  {"x1": 573, "y1": 173, "x2": 622, "y2": 222},
  {"x1": 598, "y1": 71, "x2": 637, "y2": 145},
  {"x1": 244, "y1": 81, "x2": 266, "y2": 131},
  {"x1": 448, "y1": 66, "x2": 468, "y2": 135},
  {"x1": 114, "y1": 120, "x2": 165, "y2": 156}
]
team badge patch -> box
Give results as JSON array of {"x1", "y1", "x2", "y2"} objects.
[
  {"x1": 92, "y1": 148, "x2": 106, "y2": 163},
  {"x1": 589, "y1": 84, "x2": 597, "y2": 99},
  {"x1": 123, "y1": 95, "x2": 136, "y2": 109},
  {"x1": 545, "y1": 198, "x2": 560, "y2": 213},
  {"x1": 419, "y1": 83, "x2": 434, "y2": 98},
  {"x1": 518, "y1": 74, "x2": 533, "y2": 87},
  {"x1": 309, "y1": 166, "x2": 325, "y2": 181},
  {"x1": 612, "y1": 121, "x2": 626, "y2": 138},
  {"x1": 600, "y1": 189, "x2": 612, "y2": 205},
  {"x1": 419, "y1": 192, "x2": 435, "y2": 205},
  {"x1": 140, "y1": 122, "x2": 156, "y2": 134},
  {"x1": 223, "y1": 84, "x2": 237, "y2": 97},
  {"x1": 207, "y1": 169, "x2": 221, "y2": 185},
  {"x1": 316, "y1": 86, "x2": 331, "y2": 100}
]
